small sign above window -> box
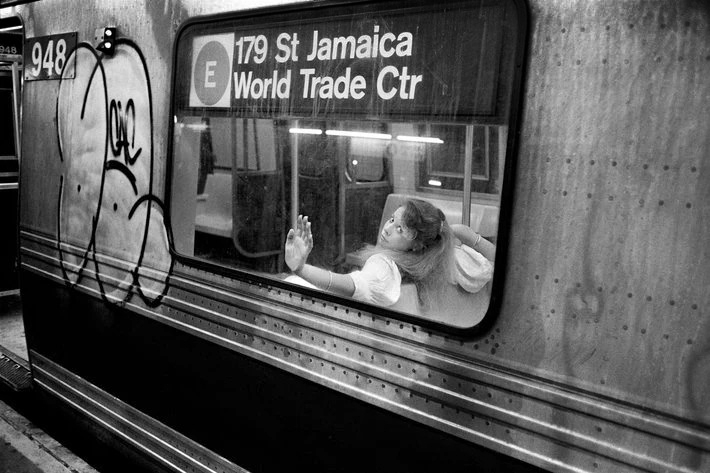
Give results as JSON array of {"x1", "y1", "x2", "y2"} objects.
[{"x1": 24, "y1": 32, "x2": 77, "y2": 81}]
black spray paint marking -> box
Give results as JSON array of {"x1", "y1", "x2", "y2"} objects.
[
  {"x1": 55, "y1": 39, "x2": 173, "y2": 308},
  {"x1": 109, "y1": 98, "x2": 142, "y2": 165}
]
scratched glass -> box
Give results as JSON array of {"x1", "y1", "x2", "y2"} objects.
[{"x1": 169, "y1": 0, "x2": 523, "y2": 329}]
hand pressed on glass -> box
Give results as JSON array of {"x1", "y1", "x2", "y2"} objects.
[{"x1": 285, "y1": 215, "x2": 313, "y2": 273}]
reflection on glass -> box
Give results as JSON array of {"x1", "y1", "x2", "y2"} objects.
[{"x1": 171, "y1": 118, "x2": 505, "y2": 327}]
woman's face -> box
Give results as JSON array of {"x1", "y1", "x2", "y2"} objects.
[{"x1": 378, "y1": 206, "x2": 417, "y2": 251}]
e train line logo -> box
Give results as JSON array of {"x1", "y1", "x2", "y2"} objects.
[{"x1": 55, "y1": 39, "x2": 173, "y2": 307}]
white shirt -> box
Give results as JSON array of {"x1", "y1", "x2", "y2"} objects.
[
  {"x1": 451, "y1": 244, "x2": 494, "y2": 293},
  {"x1": 350, "y1": 254, "x2": 401, "y2": 307}
]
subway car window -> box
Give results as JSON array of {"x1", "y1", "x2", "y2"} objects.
[{"x1": 170, "y1": 0, "x2": 523, "y2": 329}]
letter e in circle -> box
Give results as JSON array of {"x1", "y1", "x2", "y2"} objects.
[{"x1": 190, "y1": 36, "x2": 233, "y2": 107}]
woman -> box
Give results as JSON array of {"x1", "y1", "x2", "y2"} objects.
[{"x1": 284, "y1": 199, "x2": 495, "y2": 308}]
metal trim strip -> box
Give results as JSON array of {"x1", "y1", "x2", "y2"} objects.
[
  {"x1": 31, "y1": 352, "x2": 246, "y2": 473},
  {"x1": 19, "y1": 234, "x2": 710, "y2": 473},
  {"x1": 20, "y1": 236, "x2": 710, "y2": 451}
]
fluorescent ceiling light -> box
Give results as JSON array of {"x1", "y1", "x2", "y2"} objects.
[
  {"x1": 427, "y1": 179, "x2": 442, "y2": 187},
  {"x1": 325, "y1": 130, "x2": 392, "y2": 140},
  {"x1": 396, "y1": 135, "x2": 443, "y2": 144},
  {"x1": 289, "y1": 128, "x2": 322, "y2": 135},
  {"x1": 183, "y1": 123, "x2": 209, "y2": 131}
]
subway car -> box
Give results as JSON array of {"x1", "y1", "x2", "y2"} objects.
[{"x1": 4, "y1": 0, "x2": 709, "y2": 471}]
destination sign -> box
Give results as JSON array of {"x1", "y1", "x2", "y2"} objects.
[{"x1": 188, "y1": 4, "x2": 503, "y2": 119}]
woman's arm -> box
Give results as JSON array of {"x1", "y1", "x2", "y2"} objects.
[
  {"x1": 450, "y1": 224, "x2": 496, "y2": 262},
  {"x1": 294, "y1": 264, "x2": 356, "y2": 297},
  {"x1": 285, "y1": 215, "x2": 356, "y2": 296}
]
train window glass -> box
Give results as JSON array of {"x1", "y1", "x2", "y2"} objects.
[
  {"x1": 170, "y1": 0, "x2": 524, "y2": 330},
  {"x1": 418, "y1": 124, "x2": 506, "y2": 196},
  {"x1": 0, "y1": 75, "x2": 16, "y2": 157}
]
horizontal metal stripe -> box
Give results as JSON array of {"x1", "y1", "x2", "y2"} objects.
[
  {"x1": 169, "y1": 272, "x2": 710, "y2": 452},
  {"x1": 21, "y1": 239, "x2": 710, "y2": 457},
  {"x1": 0, "y1": 183, "x2": 18, "y2": 190},
  {"x1": 21, "y1": 260, "x2": 701, "y2": 473},
  {"x1": 33, "y1": 381, "x2": 200, "y2": 473},
  {"x1": 20, "y1": 235, "x2": 170, "y2": 287},
  {"x1": 19, "y1": 230, "x2": 709, "y2": 471},
  {"x1": 31, "y1": 352, "x2": 245, "y2": 473},
  {"x1": 159, "y1": 287, "x2": 702, "y2": 472},
  {"x1": 21, "y1": 247, "x2": 167, "y2": 302},
  {"x1": 21, "y1": 261, "x2": 585, "y2": 471},
  {"x1": 176, "y1": 261, "x2": 708, "y2": 437}
]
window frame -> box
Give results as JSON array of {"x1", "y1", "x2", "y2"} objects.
[{"x1": 166, "y1": 0, "x2": 529, "y2": 336}]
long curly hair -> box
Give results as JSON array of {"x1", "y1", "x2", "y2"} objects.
[{"x1": 359, "y1": 199, "x2": 454, "y2": 307}]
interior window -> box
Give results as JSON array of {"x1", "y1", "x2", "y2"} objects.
[
  {"x1": 170, "y1": 0, "x2": 525, "y2": 329},
  {"x1": 418, "y1": 124, "x2": 505, "y2": 196}
]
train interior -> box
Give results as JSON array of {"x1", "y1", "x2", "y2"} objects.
[{"x1": 170, "y1": 117, "x2": 506, "y2": 326}]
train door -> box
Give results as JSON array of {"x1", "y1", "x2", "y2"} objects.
[{"x1": 0, "y1": 16, "x2": 22, "y2": 292}]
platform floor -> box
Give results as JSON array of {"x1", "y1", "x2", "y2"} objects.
[
  {"x1": 0, "y1": 397, "x2": 98, "y2": 473},
  {"x1": 0, "y1": 290, "x2": 27, "y2": 361},
  {"x1": 0, "y1": 291, "x2": 99, "y2": 473}
]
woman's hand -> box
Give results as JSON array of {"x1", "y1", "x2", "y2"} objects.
[
  {"x1": 450, "y1": 224, "x2": 496, "y2": 262},
  {"x1": 285, "y1": 215, "x2": 313, "y2": 273}
]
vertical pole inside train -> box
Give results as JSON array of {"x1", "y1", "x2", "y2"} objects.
[
  {"x1": 462, "y1": 124, "x2": 473, "y2": 226},
  {"x1": 290, "y1": 120, "x2": 299, "y2": 228},
  {"x1": 11, "y1": 60, "x2": 20, "y2": 160}
]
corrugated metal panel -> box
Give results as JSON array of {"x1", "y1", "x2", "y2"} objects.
[{"x1": 505, "y1": 0, "x2": 710, "y2": 421}]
